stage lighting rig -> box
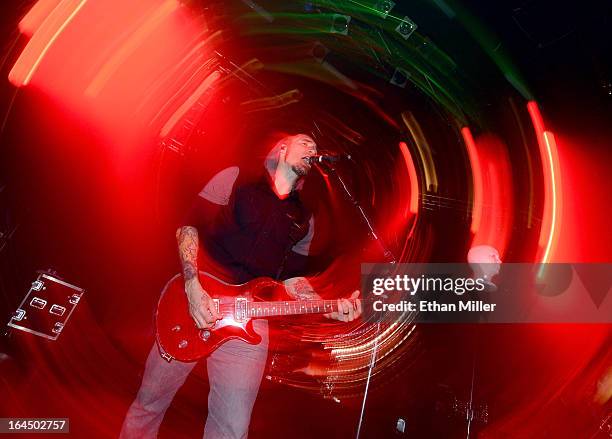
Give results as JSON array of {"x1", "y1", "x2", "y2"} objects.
[
  {"x1": 330, "y1": 13, "x2": 351, "y2": 35},
  {"x1": 374, "y1": 0, "x2": 395, "y2": 18},
  {"x1": 390, "y1": 67, "x2": 410, "y2": 88},
  {"x1": 395, "y1": 16, "x2": 417, "y2": 40}
]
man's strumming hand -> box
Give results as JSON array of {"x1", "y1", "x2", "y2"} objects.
[{"x1": 185, "y1": 278, "x2": 221, "y2": 329}]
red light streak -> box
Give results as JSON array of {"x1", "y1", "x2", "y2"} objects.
[
  {"x1": 527, "y1": 101, "x2": 561, "y2": 264},
  {"x1": 527, "y1": 101, "x2": 545, "y2": 146},
  {"x1": 398, "y1": 141, "x2": 419, "y2": 215},
  {"x1": 160, "y1": 71, "x2": 221, "y2": 137},
  {"x1": 541, "y1": 131, "x2": 561, "y2": 264},
  {"x1": 9, "y1": 0, "x2": 88, "y2": 86},
  {"x1": 85, "y1": 0, "x2": 179, "y2": 97},
  {"x1": 461, "y1": 127, "x2": 482, "y2": 234},
  {"x1": 18, "y1": 0, "x2": 62, "y2": 37}
]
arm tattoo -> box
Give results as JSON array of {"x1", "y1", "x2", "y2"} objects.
[{"x1": 177, "y1": 226, "x2": 199, "y2": 281}]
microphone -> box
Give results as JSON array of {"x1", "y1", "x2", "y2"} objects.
[{"x1": 306, "y1": 154, "x2": 352, "y2": 164}]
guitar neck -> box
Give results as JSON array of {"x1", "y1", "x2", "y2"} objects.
[{"x1": 247, "y1": 299, "x2": 356, "y2": 318}]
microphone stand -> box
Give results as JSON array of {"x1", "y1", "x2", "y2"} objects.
[
  {"x1": 315, "y1": 161, "x2": 396, "y2": 439},
  {"x1": 318, "y1": 161, "x2": 396, "y2": 264}
]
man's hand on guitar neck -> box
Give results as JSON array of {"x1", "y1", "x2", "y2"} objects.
[
  {"x1": 284, "y1": 277, "x2": 362, "y2": 322},
  {"x1": 185, "y1": 278, "x2": 221, "y2": 329},
  {"x1": 326, "y1": 290, "x2": 362, "y2": 322}
]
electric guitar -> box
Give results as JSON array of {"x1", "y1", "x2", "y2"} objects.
[{"x1": 155, "y1": 271, "x2": 356, "y2": 362}]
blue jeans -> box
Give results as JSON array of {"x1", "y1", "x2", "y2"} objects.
[{"x1": 119, "y1": 320, "x2": 268, "y2": 439}]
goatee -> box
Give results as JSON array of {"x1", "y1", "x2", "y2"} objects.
[{"x1": 291, "y1": 164, "x2": 308, "y2": 177}]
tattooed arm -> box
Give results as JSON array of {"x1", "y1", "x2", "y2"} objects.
[
  {"x1": 176, "y1": 226, "x2": 221, "y2": 329},
  {"x1": 176, "y1": 226, "x2": 199, "y2": 282}
]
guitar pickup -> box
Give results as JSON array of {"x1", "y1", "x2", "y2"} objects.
[
  {"x1": 235, "y1": 298, "x2": 247, "y2": 322},
  {"x1": 49, "y1": 304, "x2": 66, "y2": 316},
  {"x1": 30, "y1": 297, "x2": 47, "y2": 309}
]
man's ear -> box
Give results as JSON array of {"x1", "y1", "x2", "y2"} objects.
[{"x1": 280, "y1": 144, "x2": 287, "y2": 155}]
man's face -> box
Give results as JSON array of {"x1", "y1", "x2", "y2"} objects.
[
  {"x1": 485, "y1": 251, "x2": 502, "y2": 277},
  {"x1": 284, "y1": 134, "x2": 317, "y2": 177},
  {"x1": 468, "y1": 245, "x2": 502, "y2": 278}
]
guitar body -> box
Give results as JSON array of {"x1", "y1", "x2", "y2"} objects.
[{"x1": 155, "y1": 272, "x2": 282, "y2": 362}]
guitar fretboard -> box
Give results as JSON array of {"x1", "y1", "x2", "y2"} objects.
[{"x1": 247, "y1": 299, "x2": 356, "y2": 318}]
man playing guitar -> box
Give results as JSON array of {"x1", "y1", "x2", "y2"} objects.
[{"x1": 120, "y1": 133, "x2": 362, "y2": 438}]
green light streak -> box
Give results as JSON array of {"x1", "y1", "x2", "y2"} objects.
[{"x1": 233, "y1": 0, "x2": 530, "y2": 123}]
